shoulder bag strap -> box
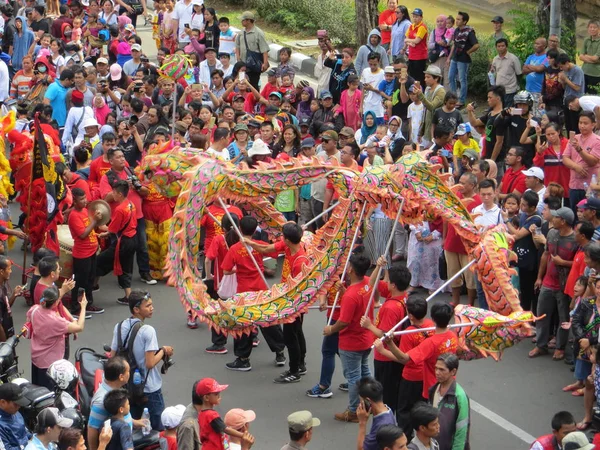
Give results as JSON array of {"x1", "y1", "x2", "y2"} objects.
[{"x1": 243, "y1": 31, "x2": 250, "y2": 52}]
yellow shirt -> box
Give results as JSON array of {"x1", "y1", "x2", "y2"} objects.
[{"x1": 453, "y1": 138, "x2": 480, "y2": 157}]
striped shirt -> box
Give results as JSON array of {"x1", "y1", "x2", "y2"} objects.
[
  {"x1": 88, "y1": 381, "x2": 134, "y2": 430},
  {"x1": 10, "y1": 71, "x2": 33, "y2": 99}
]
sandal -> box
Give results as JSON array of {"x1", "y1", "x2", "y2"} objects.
[
  {"x1": 552, "y1": 350, "x2": 565, "y2": 361},
  {"x1": 563, "y1": 383, "x2": 583, "y2": 392},
  {"x1": 529, "y1": 347, "x2": 549, "y2": 358},
  {"x1": 577, "y1": 421, "x2": 592, "y2": 431},
  {"x1": 572, "y1": 388, "x2": 585, "y2": 397}
]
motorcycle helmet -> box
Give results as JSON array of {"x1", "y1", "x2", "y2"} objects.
[
  {"x1": 513, "y1": 90, "x2": 534, "y2": 108},
  {"x1": 47, "y1": 360, "x2": 78, "y2": 391},
  {"x1": 61, "y1": 407, "x2": 85, "y2": 430}
]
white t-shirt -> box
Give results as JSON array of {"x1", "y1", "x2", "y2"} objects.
[
  {"x1": 579, "y1": 95, "x2": 600, "y2": 113},
  {"x1": 471, "y1": 204, "x2": 502, "y2": 228},
  {"x1": 172, "y1": 0, "x2": 194, "y2": 43},
  {"x1": 360, "y1": 68, "x2": 385, "y2": 118},
  {"x1": 206, "y1": 147, "x2": 230, "y2": 161},
  {"x1": 190, "y1": 10, "x2": 204, "y2": 31},
  {"x1": 407, "y1": 102, "x2": 424, "y2": 144}
]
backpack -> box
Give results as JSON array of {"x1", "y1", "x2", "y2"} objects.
[{"x1": 116, "y1": 319, "x2": 148, "y2": 405}]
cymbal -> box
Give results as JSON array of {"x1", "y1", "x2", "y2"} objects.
[{"x1": 88, "y1": 200, "x2": 111, "y2": 226}]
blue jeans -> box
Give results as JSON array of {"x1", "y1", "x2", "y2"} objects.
[
  {"x1": 136, "y1": 218, "x2": 150, "y2": 274},
  {"x1": 131, "y1": 389, "x2": 165, "y2": 431},
  {"x1": 475, "y1": 276, "x2": 489, "y2": 310},
  {"x1": 339, "y1": 349, "x2": 372, "y2": 412},
  {"x1": 319, "y1": 319, "x2": 339, "y2": 388},
  {"x1": 449, "y1": 60, "x2": 470, "y2": 104}
]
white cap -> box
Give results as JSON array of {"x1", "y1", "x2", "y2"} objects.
[
  {"x1": 96, "y1": 57, "x2": 109, "y2": 65},
  {"x1": 131, "y1": 43, "x2": 142, "y2": 52},
  {"x1": 83, "y1": 117, "x2": 100, "y2": 129},
  {"x1": 522, "y1": 166, "x2": 544, "y2": 181},
  {"x1": 83, "y1": 61, "x2": 94, "y2": 68},
  {"x1": 248, "y1": 139, "x2": 272, "y2": 157},
  {"x1": 192, "y1": 0, "x2": 203, "y2": 5},
  {"x1": 384, "y1": 65, "x2": 394, "y2": 74},
  {"x1": 161, "y1": 405, "x2": 186, "y2": 429}
]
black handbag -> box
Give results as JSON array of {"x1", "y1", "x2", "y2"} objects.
[
  {"x1": 124, "y1": 0, "x2": 143, "y2": 15},
  {"x1": 243, "y1": 31, "x2": 263, "y2": 73},
  {"x1": 438, "y1": 250, "x2": 448, "y2": 280}
]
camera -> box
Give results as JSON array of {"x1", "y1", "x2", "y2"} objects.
[
  {"x1": 128, "y1": 115, "x2": 139, "y2": 127},
  {"x1": 160, "y1": 354, "x2": 174, "y2": 374},
  {"x1": 128, "y1": 175, "x2": 143, "y2": 191}
]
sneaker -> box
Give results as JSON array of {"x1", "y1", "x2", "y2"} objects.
[
  {"x1": 225, "y1": 358, "x2": 251, "y2": 371},
  {"x1": 92, "y1": 285, "x2": 100, "y2": 292},
  {"x1": 141, "y1": 273, "x2": 158, "y2": 285},
  {"x1": 334, "y1": 409, "x2": 359, "y2": 423},
  {"x1": 275, "y1": 352, "x2": 286, "y2": 366},
  {"x1": 72, "y1": 313, "x2": 92, "y2": 320},
  {"x1": 298, "y1": 363, "x2": 307, "y2": 376},
  {"x1": 117, "y1": 297, "x2": 129, "y2": 306},
  {"x1": 252, "y1": 337, "x2": 260, "y2": 347},
  {"x1": 205, "y1": 344, "x2": 228, "y2": 354},
  {"x1": 187, "y1": 320, "x2": 199, "y2": 329},
  {"x1": 306, "y1": 384, "x2": 333, "y2": 398},
  {"x1": 339, "y1": 383, "x2": 349, "y2": 392},
  {"x1": 86, "y1": 305, "x2": 105, "y2": 314},
  {"x1": 274, "y1": 370, "x2": 301, "y2": 384}
]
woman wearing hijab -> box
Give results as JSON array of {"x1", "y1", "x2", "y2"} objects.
[
  {"x1": 296, "y1": 86, "x2": 314, "y2": 121},
  {"x1": 12, "y1": 16, "x2": 35, "y2": 72},
  {"x1": 355, "y1": 111, "x2": 378, "y2": 146},
  {"x1": 428, "y1": 14, "x2": 453, "y2": 90}
]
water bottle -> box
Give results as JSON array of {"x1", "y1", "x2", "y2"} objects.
[
  {"x1": 141, "y1": 408, "x2": 151, "y2": 436},
  {"x1": 585, "y1": 182, "x2": 591, "y2": 198},
  {"x1": 133, "y1": 369, "x2": 142, "y2": 386},
  {"x1": 591, "y1": 174, "x2": 598, "y2": 198}
]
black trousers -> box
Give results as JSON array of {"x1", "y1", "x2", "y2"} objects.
[
  {"x1": 246, "y1": 70, "x2": 261, "y2": 91},
  {"x1": 71, "y1": 254, "x2": 97, "y2": 312},
  {"x1": 374, "y1": 360, "x2": 403, "y2": 413},
  {"x1": 96, "y1": 236, "x2": 136, "y2": 289},
  {"x1": 519, "y1": 267, "x2": 539, "y2": 312},
  {"x1": 396, "y1": 378, "x2": 424, "y2": 441},
  {"x1": 408, "y1": 59, "x2": 427, "y2": 85},
  {"x1": 234, "y1": 324, "x2": 284, "y2": 359},
  {"x1": 283, "y1": 315, "x2": 306, "y2": 373},
  {"x1": 563, "y1": 103, "x2": 580, "y2": 134}
]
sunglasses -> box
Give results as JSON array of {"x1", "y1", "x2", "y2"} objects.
[{"x1": 133, "y1": 292, "x2": 151, "y2": 308}]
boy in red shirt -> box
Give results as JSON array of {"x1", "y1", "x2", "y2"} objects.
[
  {"x1": 360, "y1": 255, "x2": 411, "y2": 413},
  {"x1": 67, "y1": 187, "x2": 104, "y2": 315},
  {"x1": 196, "y1": 378, "x2": 249, "y2": 450},
  {"x1": 323, "y1": 253, "x2": 374, "y2": 423},
  {"x1": 96, "y1": 180, "x2": 138, "y2": 305},
  {"x1": 221, "y1": 216, "x2": 285, "y2": 372},
  {"x1": 377, "y1": 303, "x2": 457, "y2": 401},
  {"x1": 246, "y1": 222, "x2": 309, "y2": 384}
]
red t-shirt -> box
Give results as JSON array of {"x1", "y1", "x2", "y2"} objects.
[
  {"x1": 200, "y1": 204, "x2": 243, "y2": 254},
  {"x1": 68, "y1": 208, "x2": 98, "y2": 259},
  {"x1": 206, "y1": 234, "x2": 228, "y2": 290},
  {"x1": 99, "y1": 169, "x2": 143, "y2": 220},
  {"x1": 158, "y1": 432, "x2": 177, "y2": 450},
  {"x1": 378, "y1": 10, "x2": 396, "y2": 45},
  {"x1": 444, "y1": 193, "x2": 481, "y2": 254},
  {"x1": 500, "y1": 166, "x2": 526, "y2": 195},
  {"x1": 374, "y1": 281, "x2": 407, "y2": 362},
  {"x1": 221, "y1": 240, "x2": 267, "y2": 293},
  {"x1": 260, "y1": 82, "x2": 278, "y2": 99},
  {"x1": 406, "y1": 22, "x2": 428, "y2": 60},
  {"x1": 198, "y1": 409, "x2": 225, "y2": 450},
  {"x1": 68, "y1": 173, "x2": 91, "y2": 201},
  {"x1": 108, "y1": 200, "x2": 137, "y2": 237},
  {"x1": 407, "y1": 330, "x2": 458, "y2": 398},
  {"x1": 399, "y1": 319, "x2": 435, "y2": 381},
  {"x1": 565, "y1": 249, "x2": 586, "y2": 298},
  {"x1": 274, "y1": 240, "x2": 308, "y2": 281},
  {"x1": 338, "y1": 277, "x2": 375, "y2": 352},
  {"x1": 88, "y1": 157, "x2": 112, "y2": 186}
]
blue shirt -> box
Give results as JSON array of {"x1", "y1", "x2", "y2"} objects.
[
  {"x1": 378, "y1": 79, "x2": 395, "y2": 97},
  {"x1": 524, "y1": 53, "x2": 548, "y2": 93},
  {"x1": 363, "y1": 407, "x2": 396, "y2": 450},
  {"x1": 44, "y1": 80, "x2": 69, "y2": 127},
  {"x1": 24, "y1": 435, "x2": 56, "y2": 450},
  {"x1": 0, "y1": 409, "x2": 31, "y2": 450},
  {"x1": 88, "y1": 382, "x2": 134, "y2": 431},
  {"x1": 564, "y1": 65, "x2": 586, "y2": 98}
]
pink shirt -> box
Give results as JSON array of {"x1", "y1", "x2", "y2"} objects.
[
  {"x1": 27, "y1": 305, "x2": 70, "y2": 369},
  {"x1": 564, "y1": 133, "x2": 600, "y2": 190}
]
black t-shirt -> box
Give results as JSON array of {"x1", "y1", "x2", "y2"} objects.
[
  {"x1": 503, "y1": 114, "x2": 534, "y2": 166},
  {"x1": 0, "y1": 284, "x2": 14, "y2": 340},
  {"x1": 452, "y1": 27, "x2": 478, "y2": 63},
  {"x1": 30, "y1": 19, "x2": 51, "y2": 34},
  {"x1": 432, "y1": 108, "x2": 463, "y2": 133},
  {"x1": 478, "y1": 110, "x2": 505, "y2": 160},
  {"x1": 514, "y1": 213, "x2": 543, "y2": 270},
  {"x1": 119, "y1": 136, "x2": 141, "y2": 168},
  {"x1": 391, "y1": 77, "x2": 415, "y2": 120}
]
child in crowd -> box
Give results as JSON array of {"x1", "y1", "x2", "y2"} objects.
[
  {"x1": 94, "y1": 95, "x2": 112, "y2": 126},
  {"x1": 276, "y1": 47, "x2": 295, "y2": 83},
  {"x1": 103, "y1": 389, "x2": 134, "y2": 450},
  {"x1": 432, "y1": 92, "x2": 463, "y2": 136},
  {"x1": 224, "y1": 409, "x2": 256, "y2": 450},
  {"x1": 279, "y1": 74, "x2": 296, "y2": 104},
  {"x1": 71, "y1": 17, "x2": 83, "y2": 45},
  {"x1": 452, "y1": 123, "x2": 480, "y2": 172},
  {"x1": 160, "y1": 405, "x2": 186, "y2": 450},
  {"x1": 339, "y1": 75, "x2": 362, "y2": 131},
  {"x1": 407, "y1": 88, "x2": 424, "y2": 144},
  {"x1": 379, "y1": 66, "x2": 397, "y2": 102},
  {"x1": 503, "y1": 194, "x2": 521, "y2": 227},
  {"x1": 218, "y1": 17, "x2": 236, "y2": 63},
  {"x1": 196, "y1": 378, "x2": 248, "y2": 450}
]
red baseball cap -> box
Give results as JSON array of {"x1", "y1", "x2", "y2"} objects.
[{"x1": 195, "y1": 378, "x2": 229, "y2": 396}]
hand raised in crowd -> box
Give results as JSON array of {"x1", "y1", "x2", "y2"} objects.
[
  {"x1": 79, "y1": 293, "x2": 89, "y2": 311},
  {"x1": 60, "y1": 278, "x2": 76, "y2": 297},
  {"x1": 241, "y1": 432, "x2": 255, "y2": 450},
  {"x1": 12, "y1": 285, "x2": 24, "y2": 298},
  {"x1": 98, "y1": 425, "x2": 113, "y2": 450},
  {"x1": 356, "y1": 399, "x2": 371, "y2": 425},
  {"x1": 466, "y1": 102, "x2": 475, "y2": 113}
]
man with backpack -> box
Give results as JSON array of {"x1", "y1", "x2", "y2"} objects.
[{"x1": 109, "y1": 290, "x2": 174, "y2": 431}]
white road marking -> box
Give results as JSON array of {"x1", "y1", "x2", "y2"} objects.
[{"x1": 471, "y1": 399, "x2": 537, "y2": 445}]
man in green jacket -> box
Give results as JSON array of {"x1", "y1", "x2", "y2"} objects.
[
  {"x1": 414, "y1": 65, "x2": 446, "y2": 147},
  {"x1": 428, "y1": 353, "x2": 470, "y2": 450}
]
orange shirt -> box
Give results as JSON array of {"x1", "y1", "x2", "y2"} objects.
[{"x1": 108, "y1": 200, "x2": 137, "y2": 238}]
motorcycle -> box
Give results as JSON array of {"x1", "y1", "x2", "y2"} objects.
[{"x1": 74, "y1": 347, "x2": 161, "y2": 450}]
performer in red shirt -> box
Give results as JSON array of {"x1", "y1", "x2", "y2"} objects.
[
  {"x1": 67, "y1": 188, "x2": 104, "y2": 315},
  {"x1": 323, "y1": 253, "x2": 374, "y2": 423},
  {"x1": 95, "y1": 180, "x2": 137, "y2": 305},
  {"x1": 221, "y1": 216, "x2": 285, "y2": 372},
  {"x1": 56, "y1": 162, "x2": 91, "y2": 201},
  {"x1": 247, "y1": 222, "x2": 310, "y2": 383},
  {"x1": 360, "y1": 255, "x2": 411, "y2": 413},
  {"x1": 377, "y1": 303, "x2": 457, "y2": 400}
]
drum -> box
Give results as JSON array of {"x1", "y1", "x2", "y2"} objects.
[{"x1": 57, "y1": 225, "x2": 74, "y2": 279}]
